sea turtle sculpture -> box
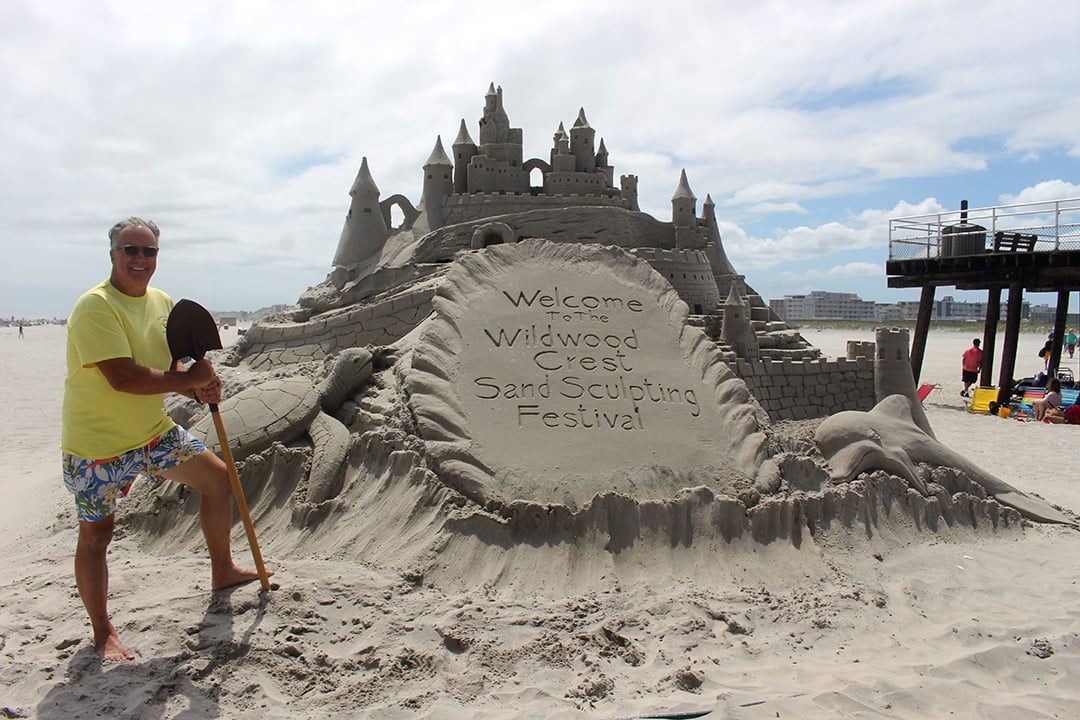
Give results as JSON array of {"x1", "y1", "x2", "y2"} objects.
[{"x1": 191, "y1": 347, "x2": 374, "y2": 504}]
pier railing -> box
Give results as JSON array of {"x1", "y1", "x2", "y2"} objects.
[{"x1": 888, "y1": 197, "x2": 1080, "y2": 261}]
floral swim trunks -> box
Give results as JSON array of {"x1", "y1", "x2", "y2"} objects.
[{"x1": 62, "y1": 426, "x2": 207, "y2": 522}]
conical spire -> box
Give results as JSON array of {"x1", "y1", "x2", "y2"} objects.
[
  {"x1": 349, "y1": 157, "x2": 379, "y2": 197},
  {"x1": 704, "y1": 193, "x2": 715, "y2": 210},
  {"x1": 572, "y1": 107, "x2": 590, "y2": 129},
  {"x1": 424, "y1": 135, "x2": 452, "y2": 167},
  {"x1": 725, "y1": 276, "x2": 743, "y2": 306},
  {"x1": 672, "y1": 169, "x2": 696, "y2": 201},
  {"x1": 453, "y1": 119, "x2": 475, "y2": 146},
  {"x1": 553, "y1": 121, "x2": 567, "y2": 141}
]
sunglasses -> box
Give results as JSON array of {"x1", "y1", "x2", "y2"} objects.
[{"x1": 115, "y1": 245, "x2": 159, "y2": 258}]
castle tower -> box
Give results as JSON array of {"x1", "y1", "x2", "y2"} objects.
[
  {"x1": 596, "y1": 138, "x2": 614, "y2": 187},
  {"x1": 479, "y1": 83, "x2": 511, "y2": 144},
  {"x1": 551, "y1": 122, "x2": 575, "y2": 172},
  {"x1": 620, "y1": 175, "x2": 639, "y2": 211},
  {"x1": 569, "y1": 108, "x2": 597, "y2": 173},
  {"x1": 333, "y1": 157, "x2": 388, "y2": 268},
  {"x1": 470, "y1": 84, "x2": 526, "y2": 193},
  {"x1": 422, "y1": 136, "x2": 454, "y2": 230},
  {"x1": 702, "y1": 193, "x2": 737, "y2": 275},
  {"x1": 672, "y1": 169, "x2": 698, "y2": 249},
  {"x1": 875, "y1": 327, "x2": 934, "y2": 437},
  {"x1": 672, "y1": 169, "x2": 697, "y2": 227},
  {"x1": 596, "y1": 138, "x2": 608, "y2": 167},
  {"x1": 452, "y1": 119, "x2": 476, "y2": 194},
  {"x1": 721, "y1": 276, "x2": 758, "y2": 360}
]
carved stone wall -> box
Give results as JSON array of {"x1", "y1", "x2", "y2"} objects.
[
  {"x1": 730, "y1": 357, "x2": 875, "y2": 421},
  {"x1": 236, "y1": 287, "x2": 435, "y2": 370}
]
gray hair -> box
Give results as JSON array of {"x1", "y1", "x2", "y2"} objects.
[{"x1": 108, "y1": 217, "x2": 160, "y2": 249}]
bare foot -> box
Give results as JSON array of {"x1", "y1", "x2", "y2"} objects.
[
  {"x1": 95, "y1": 630, "x2": 135, "y2": 662},
  {"x1": 212, "y1": 564, "x2": 273, "y2": 591}
]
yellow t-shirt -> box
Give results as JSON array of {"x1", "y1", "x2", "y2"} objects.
[{"x1": 61, "y1": 280, "x2": 177, "y2": 459}]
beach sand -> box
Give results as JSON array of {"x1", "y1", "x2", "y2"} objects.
[{"x1": 2, "y1": 324, "x2": 1078, "y2": 719}]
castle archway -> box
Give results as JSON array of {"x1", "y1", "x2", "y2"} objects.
[
  {"x1": 380, "y1": 194, "x2": 420, "y2": 231},
  {"x1": 523, "y1": 158, "x2": 549, "y2": 192},
  {"x1": 471, "y1": 222, "x2": 515, "y2": 249}
]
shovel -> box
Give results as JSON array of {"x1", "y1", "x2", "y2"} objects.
[{"x1": 167, "y1": 299, "x2": 271, "y2": 591}]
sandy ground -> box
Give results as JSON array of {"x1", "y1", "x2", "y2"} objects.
[{"x1": 2, "y1": 323, "x2": 1078, "y2": 719}]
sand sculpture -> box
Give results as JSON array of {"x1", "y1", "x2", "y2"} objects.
[
  {"x1": 816, "y1": 395, "x2": 1068, "y2": 524},
  {"x1": 139, "y1": 85, "x2": 1070, "y2": 587},
  {"x1": 190, "y1": 347, "x2": 373, "y2": 505}
]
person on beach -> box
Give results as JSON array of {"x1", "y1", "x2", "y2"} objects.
[
  {"x1": 61, "y1": 217, "x2": 268, "y2": 661},
  {"x1": 1038, "y1": 329, "x2": 1055, "y2": 370},
  {"x1": 1066, "y1": 328, "x2": 1076, "y2": 359},
  {"x1": 961, "y1": 338, "x2": 982, "y2": 397},
  {"x1": 1033, "y1": 378, "x2": 1063, "y2": 421},
  {"x1": 18, "y1": 323, "x2": 24, "y2": 339}
]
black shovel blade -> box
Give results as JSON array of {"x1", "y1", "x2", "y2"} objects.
[{"x1": 167, "y1": 299, "x2": 223, "y2": 362}]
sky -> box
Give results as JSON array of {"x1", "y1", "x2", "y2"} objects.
[{"x1": 3, "y1": 0, "x2": 1080, "y2": 320}]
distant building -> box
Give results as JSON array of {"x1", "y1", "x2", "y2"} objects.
[
  {"x1": 770, "y1": 291, "x2": 875, "y2": 321},
  {"x1": 773, "y1": 292, "x2": 1038, "y2": 323},
  {"x1": 1028, "y1": 304, "x2": 1080, "y2": 324}
]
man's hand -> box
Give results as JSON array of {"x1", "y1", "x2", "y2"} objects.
[
  {"x1": 184, "y1": 359, "x2": 222, "y2": 405},
  {"x1": 183, "y1": 359, "x2": 216, "y2": 386},
  {"x1": 193, "y1": 376, "x2": 222, "y2": 405}
]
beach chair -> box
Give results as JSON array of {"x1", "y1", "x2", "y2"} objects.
[
  {"x1": 1061, "y1": 388, "x2": 1079, "y2": 409},
  {"x1": 963, "y1": 387, "x2": 997, "y2": 414},
  {"x1": 1012, "y1": 389, "x2": 1044, "y2": 419},
  {"x1": 917, "y1": 384, "x2": 937, "y2": 403}
]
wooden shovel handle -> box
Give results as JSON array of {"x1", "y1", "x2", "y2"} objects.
[{"x1": 210, "y1": 407, "x2": 271, "y2": 591}]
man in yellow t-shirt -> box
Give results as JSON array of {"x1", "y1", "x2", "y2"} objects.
[{"x1": 62, "y1": 217, "x2": 268, "y2": 662}]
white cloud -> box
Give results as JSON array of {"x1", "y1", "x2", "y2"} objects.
[
  {"x1": 747, "y1": 202, "x2": 808, "y2": 215},
  {"x1": 719, "y1": 196, "x2": 951, "y2": 271},
  {"x1": 1000, "y1": 181, "x2": 1080, "y2": 205},
  {"x1": 778, "y1": 262, "x2": 887, "y2": 285}
]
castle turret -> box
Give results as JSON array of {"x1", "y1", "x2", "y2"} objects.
[
  {"x1": 452, "y1": 119, "x2": 476, "y2": 194},
  {"x1": 721, "y1": 276, "x2": 758, "y2": 360},
  {"x1": 479, "y1": 83, "x2": 511, "y2": 145},
  {"x1": 672, "y1": 169, "x2": 698, "y2": 249},
  {"x1": 470, "y1": 83, "x2": 526, "y2": 193},
  {"x1": 422, "y1": 136, "x2": 453, "y2": 230},
  {"x1": 569, "y1": 108, "x2": 597, "y2": 173},
  {"x1": 596, "y1": 138, "x2": 614, "y2": 187},
  {"x1": 333, "y1": 157, "x2": 388, "y2": 268},
  {"x1": 672, "y1": 169, "x2": 697, "y2": 227},
  {"x1": 702, "y1": 193, "x2": 737, "y2": 275},
  {"x1": 620, "y1": 174, "x2": 639, "y2": 211},
  {"x1": 551, "y1": 122, "x2": 575, "y2": 172}
]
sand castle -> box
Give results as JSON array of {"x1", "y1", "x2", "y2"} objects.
[{"x1": 137, "y1": 85, "x2": 1069, "y2": 588}]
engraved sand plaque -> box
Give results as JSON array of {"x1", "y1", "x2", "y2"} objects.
[{"x1": 407, "y1": 240, "x2": 764, "y2": 507}]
